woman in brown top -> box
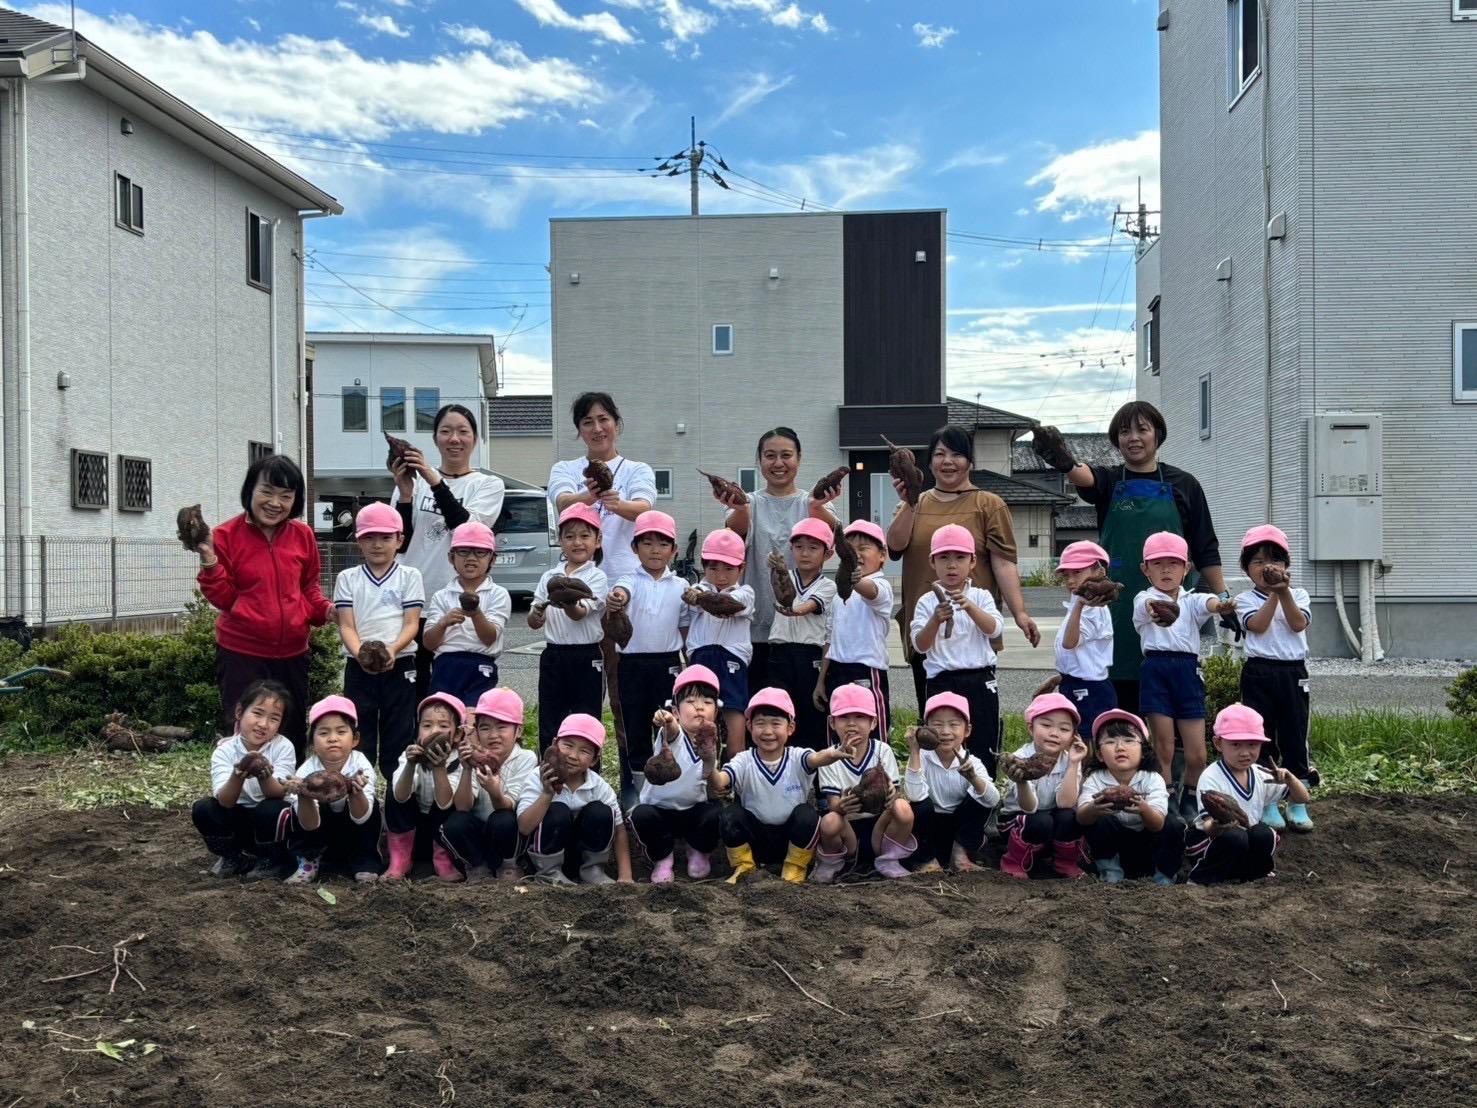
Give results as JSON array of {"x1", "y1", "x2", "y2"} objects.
[{"x1": 886, "y1": 425, "x2": 1041, "y2": 714}]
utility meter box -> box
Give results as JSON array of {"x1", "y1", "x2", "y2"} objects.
[{"x1": 1308, "y1": 413, "x2": 1383, "y2": 560}]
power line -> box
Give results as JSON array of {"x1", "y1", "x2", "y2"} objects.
[
  {"x1": 252, "y1": 135, "x2": 652, "y2": 173},
  {"x1": 232, "y1": 125, "x2": 648, "y2": 161},
  {"x1": 262, "y1": 149, "x2": 647, "y2": 180},
  {"x1": 306, "y1": 300, "x2": 542, "y2": 311},
  {"x1": 309, "y1": 249, "x2": 547, "y2": 266}
]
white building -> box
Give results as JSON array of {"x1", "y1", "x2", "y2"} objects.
[
  {"x1": 0, "y1": 8, "x2": 340, "y2": 627},
  {"x1": 486, "y1": 394, "x2": 554, "y2": 488}
]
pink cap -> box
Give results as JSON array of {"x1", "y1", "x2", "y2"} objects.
[
  {"x1": 673, "y1": 664, "x2": 720, "y2": 697},
  {"x1": 1241, "y1": 524, "x2": 1290, "y2": 555},
  {"x1": 558, "y1": 503, "x2": 602, "y2": 533},
  {"x1": 1058, "y1": 540, "x2": 1110, "y2": 572},
  {"x1": 789, "y1": 517, "x2": 835, "y2": 552},
  {"x1": 1091, "y1": 708, "x2": 1148, "y2": 741},
  {"x1": 449, "y1": 521, "x2": 496, "y2": 553},
  {"x1": 557, "y1": 712, "x2": 606, "y2": 751},
  {"x1": 828, "y1": 683, "x2": 878, "y2": 719},
  {"x1": 473, "y1": 687, "x2": 524, "y2": 726},
  {"x1": 633, "y1": 510, "x2": 677, "y2": 542},
  {"x1": 923, "y1": 691, "x2": 971, "y2": 722},
  {"x1": 701, "y1": 528, "x2": 746, "y2": 567},
  {"x1": 354, "y1": 502, "x2": 402, "y2": 538},
  {"x1": 843, "y1": 519, "x2": 886, "y2": 548},
  {"x1": 1213, "y1": 703, "x2": 1269, "y2": 743},
  {"x1": 929, "y1": 524, "x2": 977, "y2": 558},
  {"x1": 1025, "y1": 691, "x2": 1081, "y2": 725},
  {"x1": 745, "y1": 686, "x2": 796, "y2": 720},
  {"x1": 418, "y1": 691, "x2": 467, "y2": 726},
  {"x1": 1142, "y1": 531, "x2": 1189, "y2": 564},
  {"x1": 308, "y1": 694, "x2": 358, "y2": 728}
]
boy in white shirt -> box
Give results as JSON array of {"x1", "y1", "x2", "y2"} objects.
[
  {"x1": 1052, "y1": 540, "x2": 1117, "y2": 740},
  {"x1": 285, "y1": 695, "x2": 379, "y2": 884},
  {"x1": 439, "y1": 688, "x2": 540, "y2": 883},
  {"x1": 902, "y1": 692, "x2": 998, "y2": 873},
  {"x1": 817, "y1": 520, "x2": 894, "y2": 744},
  {"x1": 516, "y1": 713, "x2": 632, "y2": 885},
  {"x1": 767, "y1": 517, "x2": 839, "y2": 750},
  {"x1": 683, "y1": 528, "x2": 755, "y2": 753},
  {"x1": 423, "y1": 521, "x2": 512, "y2": 708}
]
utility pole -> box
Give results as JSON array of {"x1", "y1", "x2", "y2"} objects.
[
  {"x1": 1114, "y1": 176, "x2": 1161, "y2": 258},
  {"x1": 648, "y1": 119, "x2": 728, "y2": 216},
  {"x1": 689, "y1": 117, "x2": 703, "y2": 215}
]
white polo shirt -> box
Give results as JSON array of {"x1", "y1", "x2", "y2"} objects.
[
  {"x1": 1054, "y1": 598, "x2": 1114, "y2": 681},
  {"x1": 391, "y1": 752, "x2": 458, "y2": 815},
  {"x1": 333, "y1": 561, "x2": 425, "y2": 658},
  {"x1": 999, "y1": 744, "x2": 1073, "y2": 815},
  {"x1": 612, "y1": 569, "x2": 689, "y2": 655},
  {"x1": 637, "y1": 732, "x2": 710, "y2": 810},
  {"x1": 1132, "y1": 588, "x2": 1216, "y2": 654},
  {"x1": 910, "y1": 586, "x2": 1001, "y2": 677},
  {"x1": 828, "y1": 571, "x2": 893, "y2": 669},
  {"x1": 903, "y1": 748, "x2": 999, "y2": 814},
  {"x1": 391, "y1": 471, "x2": 506, "y2": 597},
  {"x1": 816, "y1": 738, "x2": 901, "y2": 802},
  {"x1": 768, "y1": 570, "x2": 837, "y2": 649},
  {"x1": 684, "y1": 582, "x2": 755, "y2": 662},
  {"x1": 211, "y1": 736, "x2": 297, "y2": 807},
  {"x1": 723, "y1": 746, "x2": 819, "y2": 825},
  {"x1": 1196, "y1": 761, "x2": 1287, "y2": 826},
  {"x1": 546, "y1": 456, "x2": 658, "y2": 584},
  {"x1": 449, "y1": 746, "x2": 539, "y2": 820},
  {"x1": 1077, "y1": 769, "x2": 1168, "y2": 831},
  {"x1": 1235, "y1": 587, "x2": 1312, "y2": 662},
  {"x1": 515, "y1": 768, "x2": 622, "y2": 823},
  {"x1": 534, "y1": 560, "x2": 609, "y2": 646},
  {"x1": 424, "y1": 576, "x2": 512, "y2": 657},
  {"x1": 291, "y1": 752, "x2": 377, "y2": 823}
]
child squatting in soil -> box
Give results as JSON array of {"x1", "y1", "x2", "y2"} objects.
[
  {"x1": 998, "y1": 692, "x2": 1089, "y2": 880},
  {"x1": 286, "y1": 696, "x2": 379, "y2": 884},
  {"x1": 516, "y1": 712, "x2": 633, "y2": 884},
  {"x1": 683, "y1": 528, "x2": 756, "y2": 754},
  {"x1": 439, "y1": 688, "x2": 541, "y2": 883},
  {"x1": 817, "y1": 520, "x2": 894, "y2": 743},
  {"x1": 766, "y1": 517, "x2": 839, "y2": 751},
  {"x1": 1075, "y1": 709, "x2": 1182, "y2": 885},
  {"x1": 902, "y1": 692, "x2": 999, "y2": 874},
  {"x1": 1052, "y1": 540, "x2": 1117, "y2": 740},
  {"x1": 627, "y1": 665, "x2": 726, "y2": 883},
  {"x1": 334, "y1": 502, "x2": 424, "y2": 784},
  {"x1": 193, "y1": 680, "x2": 299, "y2": 879},
  {"x1": 422, "y1": 521, "x2": 512, "y2": 708},
  {"x1": 383, "y1": 692, "x2": 469, "y2": 883}
]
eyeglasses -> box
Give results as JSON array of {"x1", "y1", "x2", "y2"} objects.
[
  {"x1": 451, "y1": 548, "x2": 492, "y2": 558},
  {"x1": 1097, "y1": 735, "x2": 1144, "y2": 747}
]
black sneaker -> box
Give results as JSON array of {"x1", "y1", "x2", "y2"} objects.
[
  {"x1": 209, "y1": 854, "x2": 253, "y2": 878},
  {"x1": 243, "y1": 854, "x2": 292, "y2": 881}
]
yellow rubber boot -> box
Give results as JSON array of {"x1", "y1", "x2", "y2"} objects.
[
  {"x1": 781, "y1": 843, "x2": 815, "y2": 884},
  {"x1": 725, "y1": 844, "x2": 757, "y2": 885}
]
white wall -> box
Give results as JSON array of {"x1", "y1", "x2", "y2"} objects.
[{"x1": 488, "y1": 433, "x2": 553, "y2": 487}]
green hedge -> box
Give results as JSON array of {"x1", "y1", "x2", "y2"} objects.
[{"x1": 0, "y1": 595, "x2": 343, "y2": 745}]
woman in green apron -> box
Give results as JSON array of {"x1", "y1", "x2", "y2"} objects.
[{"x1": 1032, "y1": 401, "x2": 1227, "y2": 714}]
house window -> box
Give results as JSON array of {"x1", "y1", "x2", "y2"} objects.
[
  {"x1": 71, "y1": 449, "x2": 108, "y2": 510},
  {"x1": 1199, "y1": 373, "x2": 1213, "y2": 439},
  {"x1": 248, "y1": 440, "x2": 274, "y2": 465},
  {"x1": 246, "y1": 210, "x2": 272, "y2": 291},
  {"x1": 382, "y1": 387, "x2": 406, "y2": 432},
  {"x1": 118, "y1": 456, "x2": 152, "y2": 513},
  {"x1": 414, "y1": 388, "x2": 441, "y2": 432},
  {"x1": 1455, "y1": 0, "x2": 1477, "y2": 22},
  {"x1": 713, "y1": 324, "x2": 734, "y2": 356},
  {"x1": 738, "y1": 467, "x2": 757, "y2": 493},
  {"x1": 653, "y1": 468, "x2": 673, "y2": 499},
  {"x1": 343, "y1": 386, "x2": 368, "y2": 432},
  {"x1": 1227, "y1": 0, "x2": 1260, "y2": 104},
  {"x1": 115, "y1": 174, "x2": 143, "y2": 234},
  {"x1": 1028, "y1": 534, "x2": 1040, "y2": 548},
  {"x1": 1455, "y1": 322, "x2": 1477, "y2": 402},
  {"x1": 1143, "y1": 296, "x2": 1161, "y2": 375}
]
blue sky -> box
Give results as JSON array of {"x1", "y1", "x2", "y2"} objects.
[{"x1": 30, "y1": 0, "x2": 1160, "y2": 429}]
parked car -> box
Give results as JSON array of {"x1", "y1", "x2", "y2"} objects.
[{"x1": 492, "y1": 489, "x2": 556, "y2": 602}]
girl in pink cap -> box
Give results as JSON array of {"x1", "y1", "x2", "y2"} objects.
[
  {"x1": 902, "y1": 692, "x2": 999, "y2": 873},
  {"x1": 529, "y1": 502, "x2": 609, "y2": 755},
  {"x1": 516, "y1": 713, "x2": 632, "y2": 885},
  {"x1": 284, "y1": 695, "x2": 379, "y2": 884},
  {"x1": 1235, "y1": 524, "x2": 1314, "y2": 832},
  {"x1": 384, "y1": 692, "x2": 470, "y2": 882},
  {"x1": 1075, "y1": 709, "x2": 1181, "y2": 885},
  {"x1": 909, "y1": 523, "x2": 1004, "y2": 773},
  {"x1": 997, "y1": 692, "x2": 1089, "y2": 880},
  {"x1": 817, "y1": 519, "x2": 894, "y2": 743},
  {"x1": 422, "y1": 521, "x2": 512, "y2": 715},
  {"x1": 1052, "y1": 540, "x2": 1118, "y2": 740},
  {"x1": 1132, "y1": 530, "x2": 1238, "y2": 823},
  {"x1": 440, "y1": 688, "x2": 541, "y2": 883},
  {"x1": 1186, "y1": 704, "x2": 1308, "y2": 885},
  {"x1": 683, "y1": 528, "x2": 756, "y2": 753},
  {"x1": 767, "y1": 516, "x2": 839, "y2": 750}
]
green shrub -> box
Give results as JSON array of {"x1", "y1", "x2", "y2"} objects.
[
  {"x1": 1446, "y1": 667, "x2": 1477, "y2": 727},
  {"x1": 1202, "y1": 653, "x2": 1243, "y2": 722},
  {"x1": 1020, "y1": 565, "x2": 1062, "y2": 588}
]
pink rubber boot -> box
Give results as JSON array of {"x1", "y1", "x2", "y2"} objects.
[
  {"x1": 1000, "y1": 825, "x2": 1038, "y2": 880},
  {"x1": 1051, "y1": 838, "x2": 1087, "y2": 880},
  {"x1": 432, "y1": 843, "x2": 465, "y2": 883},
  {"x1": 685, "y1": 846, "x2": 711, "y2": 880},
  {"x1": 650, "y1": 855, "x2": 675, "y2": 884},
  {"x1": 810, "y1": 848, "x2": 848, "y2": 884},
  {"x1": 873, "y1": 834, "x2": 918, "y2": 879},
  {"x1": 381, "y1": 830, "x2": 415, "y2": 881}
]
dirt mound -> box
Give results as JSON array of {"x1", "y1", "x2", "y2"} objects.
[{"x1": 0, "y1": 783, "x2": 1473, "y2": 1107}]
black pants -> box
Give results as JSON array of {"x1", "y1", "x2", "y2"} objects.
[
  {"x1": 1187, "y1": 823, "x2": 1278, "y2": 884},
  {"x1": 215, "y1": 646, "x2": 311, "y2": 759},
  {"x1": 823, "y1": 661, "x2": 890, "y2": 743},
  {"x1": 908, "y1": 652, "x2": 928, "y2": 717},
  {"x1": 719, "y1": 803, "x2": 819, "y2": 864},
  {"x1": 533, "y1": 802, "x2": 614, "y2": 859},
  {"x1": 925, "y1": 666, "x2": 1001, "y2": 775},
  {"x1": 289, "y1": 801, "x2": 381, "y2": 874},
  {"x1": 192, "y1": 796, "x2": 291, "y2": 858},
  {"x1": 343, "y1": 655, "x2": 418, "y2": 782},
  {"x1": 1004, "y1": 808, "x2": 1082, "y2": 845},
  {"x1": 384, "y1": 791, "x2": 451, "y2": 847},
  {"x1": 629, "y1": 801, "x2": 723, "y2": 861},
  {"x1": 538, "y1": 643, "x2": 605, "y2": 754},
  {"x1": 1110, "y1": 678, "x2": 1140, "y2": 717},
  {"x1": 1241, "y1": 658, "x2": 1311, "y2": 780},
  {"x1": 1084, "y1": 814, "x2": 1185, "y2": 879},
  {"x1": 617, "y1": 651, "x2": 683, "y2": 774},
  {"x1": 767, "y1": 642, "x2": 827, "y2": 750},
  {"x1": 748, "y1": 641, "x2": 772, "y2": 693},
  {"x1": 413, "y1": 617, "x2": 433, "y2": 706},
  {"x1": 907, "y1": 796, "x2": 991, "y2": 868},
  {"x1": 440, "y1": 808, "x2": 521, "y2": 871}
]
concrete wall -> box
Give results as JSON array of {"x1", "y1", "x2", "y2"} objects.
[
  {"x1": 1135, "y1": 238, "x2": 1161, "y2": 409},
  {"x1": 489, "y1": 433, "x2": 553, "y2": 488},
  {"x1": 971, "y1": 428, "x2": 1015, "y2": 475},
  {"x1": 1013, "y1": 504, "x2": 1056, "y2": 575}
]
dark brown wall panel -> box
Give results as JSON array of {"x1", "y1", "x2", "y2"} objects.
[{"x1": 843, "y1": 212, "x2": 944, "y2": 405}]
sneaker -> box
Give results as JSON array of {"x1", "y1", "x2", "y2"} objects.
[
  {"x1": 1095, "y1": 855, "x2": 1126, "y2": 885},
  {"x1": 243, "y1": 855, "x2": 292, "y2": 882},
  {"x1": 208, "y1": 854, "x2": 253, "y2": 878},
  {"x1": 283, "y1": 858, "x2": 319, "y2": 885},
  {"x1": 353, "y1": 869, "x2": 380, "y2": 884},
  {"x1": 1285, "y1": 802, "x2": 1314, "y2": 832},
  {"x1": 1152, "y1": 872, "x2": 1176, "y2": 887},
  {"x1": 1260, "y1": 803, "x2": 1286, "y2": 831}
]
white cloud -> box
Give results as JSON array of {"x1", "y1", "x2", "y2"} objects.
[
  {"x1": 713, "y1": 71, "x2": 793, "y2": 127},
  {"x1": 442, "y1": 22, "x2": 494, "y2": 47},
  {"x1": 356, "y1": 12, "x2": 411, "y2": 38},
  {"x1": 761, "y1": 142, "x2": 918, "y2": 209},
  {"x1": 1027, "y1": 130, "x2": 1160, "y2": 222},
  {"x1": 938, "y1": 145, "x2": 1008, "y2": 173},
  {"x1": 514, "y1": 0, "x2": 636, "y2": 44},
  {"x1": 913, "y1": 22, "x2": 956, "y2": 48},
  {"x1": 709, "y1": 0, "x2": 832, "y2": 32}
]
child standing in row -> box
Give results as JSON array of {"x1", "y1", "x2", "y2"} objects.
[
  {"x1": 517, "y1": 713, "x2": 632, "y2": 884},
  {"x1": 683, "y1": 529, "x2": 755, "y2": 752},
  {"x1": 903, "y1": 692, "x2": 998, "y2": 873},
  {"x1": 1075, "y1": 709, "x2": 1180, "y2": 885},
  {"x1": 530, "y1": 503, "x2": 609, "y2": 753},
  {"x1": 767, "y1": 518, "x2": 837, "y2": 750},
  {"x1": 286, "y1": 696, "x2": 380, "y2": 884},
  {"x1": 1236, "y1": 525, "x2": 1314, "y2": 832},
  {"x1": 1052, "y1": 541, "x2": 1117, "y2": 739},
  {"x1": 383, "y1": 692, "x2": 467, "y2": 883},
  {"x1": 998, "y1": 692, "x2": 1088, "y2": 880},
  {"x1": 440, "y1": 688, "x2": 541, "y2": 883},
  {"x1": 814, "y1": 685, "x2": 916, "y2": 882},
  {"x1": 909, "y1": 524, "x2": 1004, "y2": 772},
  {"x1": 818, "y1": 520, "x2": 894, "y2": 742},
  {"x1": 424, "y1": 522, "x2": 511, "y2": 707},
  {"x1": 334, "y1": 503, "x2": 424, "y2": 783}
]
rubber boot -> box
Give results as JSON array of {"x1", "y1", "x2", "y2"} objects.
[
  {"x1": 1286, "y1": 794, "x2": 1314, "y2": 832},
  {"x1": 780, "y1": 843, "x2": 815, "y2": 884},
  {"x1": 209, "y1": 853, "x2": 252, "y2": 878},
  {"x1": 725, "y1": 843, "x2": 757, "y2": 885},
  {"x1": 529, "y1": 848, "x2": 575, "y2": 886},
  {"x1": 650, "y1": 855, "x2": 675, "y2": 884},
  {"x1": 382, "y1": 830, "x2": 416, "y2": 881},
  {"x1": 283, "y1": 856, "x2": 319, "y2": 885},
  {"x1": 809, "y1": 848, "x2": 848, "y2": 884},
  {"x1": 1260, "y1": 801, "x2": 1286, "y2": 831},
  {"x1": 244, "y1": 847, "x2": 292, "y2": 882},
  {"x1": 463, "y1": 864, "x2": 493, "y2": 885},
  {"x1": 1000, "y1": 825, "x2": 1038, "y2": 880},
  {"x1": 579, "y1": 845, "x2": 615, "y2": 885},
  {"x1": 1051, "y1": 839, "x2": 1087, "y2": 880},
  {"x1": 686, "y1": 845, "x2": 712, "y2": 880},
  {"x1": 432, "y1": 843, "x2": 464, "y2": 883},
  {"x1": 874, "y1": 834, "x2": 917, "y2": 879},
  {"x1": 495, "y1": 861, "x2": 524, "y2": 881},
  {"x1": 1095, "y1": 854, "x2": 1126, "y2": 885}
]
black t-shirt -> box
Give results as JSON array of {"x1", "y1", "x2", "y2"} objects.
[{"x1": 1079, "y1": 463, "x2": 1222, "y2": 570}]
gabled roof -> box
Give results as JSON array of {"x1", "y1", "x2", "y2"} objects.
[
  {"x1": 968, "y1": 469, "x2": 1073, "y2": 507},
  {"x1": 1055, "y1": 505, "x2": 1098, "y2": 530},
  {"x1": 488, "y1": 394, "x2": 553, "y2": 436},
  {"x1": 947, "y1": 396, "x2": 1038, "y2": 430},
  {"x1": 1012, "y1": 433, "x2": 1122, "y2": 472}
]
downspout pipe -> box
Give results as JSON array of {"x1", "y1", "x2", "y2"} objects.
[
  {"x1": 12, "y1": 79, "x2": 33, "y2": 544},
  {"x1": 1260, "y1": 0, "x2": 1275, "y2": 523},
  {"x1": 269, "y1": 217, "x2": 281, "y2": 454}
]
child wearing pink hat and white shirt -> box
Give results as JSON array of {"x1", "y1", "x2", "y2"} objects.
[
  {"x1": 439, "y1": 688, "x2": 541, "y2": 883},
  {"x1": 516, "y1": 713, "x2": 632, "y2": 885},
  {"x1": 909, "y1": 523, "x2": 1005, "y2": 773},
  {"x1": 998, "y1": 692, "x2": 1090, "y2": 880},
  {"x1": 683, "y1": 528, "x2": 756, "y2": 753},
  {"x1": 1132, "y1": 530, "x2": 1237, "y2": 824},
  {"x1": 423, "y1": 520, "x2": 512, "y2": 711},
  {"x1": 903, "y1": 691, "x2": 999, "y2": 873},
  {"x1": 1052, "y1": 540, "x2": 1118, "y2": 740},
  {"x1": 817, "y1": 520, "x2": 894, "y2": 744},
  {"x1": 285, "y1": 695, "x2": 380, "y2": 884},
  {"x1": 529, "y1": 503, "x2": 609, "y2": 754},
  {"x1": 1076, "y1": 708, "x2": 1180, "y2": 885},
  {"x1": 384, "y1": 692, "x2": 471, "y2": 882},
  {"x1": 767, "y1": 516, "x2": 839, "y2": 749},
  {"x1": 1186, "y1": 703, "x2": 1308, "y2": 885}
]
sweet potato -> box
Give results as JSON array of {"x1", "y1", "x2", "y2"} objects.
[
  {"x1": 832, "y1": 520, "x2": 857, "y2": 601},
  {"x1": 1029, "y1": 425, "x2": 1077, "y2": 473},
  {"x1": 546, "y1": 575, "x2": 595, "y2": 608},
  {"x1": 175, "y1": 504, "x2": 210, "y2": 552},
  {"x1": 810, "y1": 465, "x2": 850, "y2": 501},
  {"x1": 912, "y1": 725, "x2": 941, "y2": 752},
  {"x1": 881, "y1": 435, "x2": 924, "y2": 505},
  {"x1": 357, "y1": 640, "x2": 392, "y2": 673},
  {"x1": 850, "y1": 767, "x2": 892, "y2": 815},
  {"x1": 1148, "y1": 598, "x2": 1180, "y2": 627},
  {"x1": 584, "y1": 459, "x2": 614, "y2": 494},
  {"x1": 298, "y1": 770, "x2": 350, "y2": 803},
  {"x1": 1201, "y1": 790, "x2": 1249, "y2": 828},
  {"x1": 687, "y1": 590, "x2": 746, "y2": 618},
  {"x1": 459, "y1": 591, "x2": 480, "y2": 612},
  {"x1": 769, "y1": 550, "x2": 798, "y2": 609},
  {"x1": 643, "y1": 745, "x2": 682, "y2": 786},
  {"x1": 931, "y1": 582, "x2": 955, "y2": 639},
  {"x1": 1075, "y1": 578, "x2": 1124, "y2": 606},
  {"x1": 698, "y1": 469, "x2": 747, "y2": 505},
  {"x1": 383, "y1": 431, "x2": 414, "y2": 468},
  {"x1": 601, "y1": 606, "x2": 633, "y2": 649},
  {"x1": 999, "y1": 749, "x2": 1058, "y2": 783},
  {"x1": 235, "y1": 752, "x2": 272, "y2": 779},
  {"x1": 1097, "y1": 784, "x2": 1139, "y2": 811}
]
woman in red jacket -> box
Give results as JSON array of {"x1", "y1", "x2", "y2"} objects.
[{"x1": 194, "y1": 455, "x2": 333, "y2": 755}]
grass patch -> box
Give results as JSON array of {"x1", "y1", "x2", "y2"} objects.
[
  {"x1": 56, "y1": 746, "x2": 212, "y2": 811},
  {"x1": 1310, "y1": 712, "x2": 1476, "y2": 795},
  {"x1": 1020, "y1": 566, "x2": 1062, "y2": 588}
]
